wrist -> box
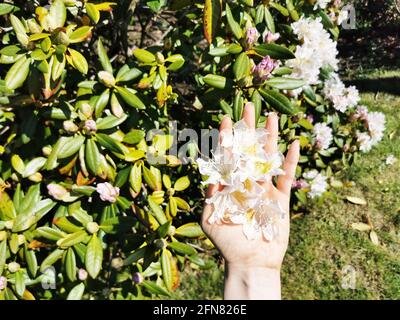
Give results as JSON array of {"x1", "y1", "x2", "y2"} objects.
[{"x1": 224, "y1": 263, "x2": 281, "y2": 300}]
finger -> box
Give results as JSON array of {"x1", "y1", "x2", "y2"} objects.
[
  {"x1": 206, "y1": 183, "x2": 222, "y2": 199},
  {"x1": 264, "y1": 112, "x2": 279, "y2": 155},
  {"x1": 219, "y1": 115, "x2": 233, "y2": 145},
  {"x1": 242, "y1": 102, "x2": 255, "y2": 129},
  {"x1": 277, "y1": 140, "x2": 300, "y2": 195}
]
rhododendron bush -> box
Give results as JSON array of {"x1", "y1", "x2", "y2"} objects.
[{"x1": 0, "y1": 0, "x2": 385, "y2": 300}]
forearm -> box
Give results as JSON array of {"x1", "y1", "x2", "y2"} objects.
[{"x1": 224, "y1": 264, "x2": 281, "y2": 300}]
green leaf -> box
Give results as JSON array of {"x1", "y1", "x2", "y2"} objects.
[
  {"x1": 15, "y1": 270, "x2": 26, "y2": 297},
  {"x1": 160, "y1": 249, "x2": 173, "y2": 291},
  {"x1": 52, "y1": 54, "x2": 66, "y2": 81},
  {"x1": 142, "y1": 280, "x2": 171, "y2": 297},
  {"x1": 233, "y1": 90, "x2": 244, "y2": 122},
  {"x1": 23, "y1": 157, "x2": 47, "y2": 178},
  {"x1": 96, "y1": 114, "x2": 127, "y2": 130},
  {"x1": 225, "y1": 3, "x2": 242, "y2": 39},
  {"x1": 58, "y1": 135, "x2": 86, "y2": 159},
  {"x1": 67, "y1": 48, "x2": 88, "y2": 74},
  {"x1": 123, "y1": 129, "x2": 145, "y2": 145},
  {"x1": 10, "y1": 14, "x2": 29, "y2": 47},
  {"x1": 148, "y1": 198, "x2": 167, "y2": 225},
  {"x1": 265, "y1": 77, "x2": 305, "y2": 90},
  {"x1": 86, "y1": 3, "x2": 100, "y2": 23},
  {"x1": 254, "y1": 44, "x2": 295, "y2": 60},
  {"x1": 157, "y1": 221, "x2": 172, "y2": 239},
  {"x1": 24, "y1": 244, "x2": 38, "y2": 278},
  {"x1": 0, "y1": 45, "x2": 22, "y2": 56},
  {"x1": 94, "y1": 89, "x2": 111, "y2": 118},
  {"x1": 48, "y1": 0, "x2": 67, "y2": 30},
  {"x1": 203, "y1": 74, "x2": 231, "y2": 90},
  {"x1": 11, "y1": 154, "x2": 25, "y2": 175},
  {"x1": 132, "y1": 49, "x2": 156, "y2": 64},
  {"x1": 0, "y1": 240, "x2": 7, "y2": 275},
  {"x1": 85, "y1": 138, "x2": 101, "y2": 176},
  {"x1": 96, "y1": 133, "x2": 123, "y2": 154},
  {"x1": 57, "y1": 230, "x2": 87, "y2": 249},
  {"x1": 252, "y1": 90, "x2": 262, "y2": 124},
  {"x1": 65, "y1": 248, "x2": 77, "y2": 282},
  {"x1": 40, "y1": 249, "x2": 64, "y2": 272},
  {"x1": 69, "y1": 26, "x2": 93, "y2": 43},
  {"x1": 116, "y1": 87, "x2": 146, "y2": 109},
  {"x1": 319, "y1": 11, "x2": 335, "y2": 29},
  {"x1": 259, "y1": 88, "x2": 297, "y2": 115},
  {"x1": 203, "y1": 0, "x2": 222, "y2": 44},
  {"x1": 153, "y1": 135, "x2": 173, "y2": 154},
  {"x1": 97, "y1": 38, "x2": 113, "y2": 74},
  {"x1": 175, "y1": 222, "x2": 204, "y2": 238},
  {"x1": 0, "y1": 3, "x2": 15, "y2": 16},
  {"x1": 116, "y1": 66, "x2": 142, "y2": 82},
  {"x1": 129, "y1": 162, "x2": 142, "y2": 193},
  {"x1": 143, "y1": 166, "x2": 161, "y2": 191},
  {"x1": 167, "y1": 241, "x2": 197, "y2": 256},
  {"x1": 85, "y1": 234, "x2": 103, "y2": 279},
  {"x1": 67, "y1": 283, "x2": 85, "y2": 300},
  {"x1": 233, "y1": 52, "x2": 250, "y2": 81},
  {"x1": 5, "y1": 56, "x2": 31, "y2": 90},
  {"x1": 35, "y1": 227, "x2": 66, "y2": 241},
  {"x1": 0, "y1": 190, "x2": 17, "y2": 221},
  {"x1": 174, "y1": 176, "x2": 190, "y2": 191}
]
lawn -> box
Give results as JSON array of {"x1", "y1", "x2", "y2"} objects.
[{"x1": 173, "y1": 68, "x2": 400, "y2": 300}]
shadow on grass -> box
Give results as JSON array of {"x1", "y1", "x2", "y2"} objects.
[{"x1": 344, "y1": 78, "x2": 400, "y2": 95}]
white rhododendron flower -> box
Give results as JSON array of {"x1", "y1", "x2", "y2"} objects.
[
  {"x1": 357, "y1": 132, "x2": 373, "y2": 152},
  {"x1": 322, "y1": 73, "x2": 360, "y2": 112},
  {"x1": 313, "y1": 122, "x2": 333, "y2": 150},
  {"x1": 303, "y1": 170, "x2": 328, "y2": 198},
  {"x1": 355, "y1": 109, "x2": 386, "y2": 152},
  {"x1": 197, "y1": 119, "x2": 286, "y2": 241},
  {"x1": 96, "y1": 182, "x2": 120, "y2": 203},
  {"x1": 385, "y1": 155, "x2": 397, "y2": 166},
  {"x1": 286, "y1": 17, "x2": 338, "y2": 85},
  {"x1": 230, "y1": 199, "x2": 286, "y2": 241},
  {"x1": 367, "y1": 112, "x2": 385, "y2": 144},
  {"x1": 314, "y1": 0, "x2": 331, "y2": 10}
]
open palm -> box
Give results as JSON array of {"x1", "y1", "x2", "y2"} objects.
[{"x1": 201, "y1": 104, "x2": 300, "y2": 270}]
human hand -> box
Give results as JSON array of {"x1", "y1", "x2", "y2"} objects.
[{"x1": 201, "y1": 103, "x2": 300, "y2": 300}]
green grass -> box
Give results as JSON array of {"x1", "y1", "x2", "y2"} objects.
[{"x1": 174, "y1": 69, "x2": 400, "y2": 300}]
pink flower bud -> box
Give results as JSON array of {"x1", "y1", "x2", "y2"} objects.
[
  {"x1": 96, "y1": 182, "x2": 120, "y2": 203},
  {"x1": 306, "y1": 114, "x2": 314, "y2": 124},
  {"x1": 265, "y1": 31, "x2": 280, "y2": 43},
  {"x1": 133, "y1": 272, "x2": 143, "y2": 284},
  {"x1": 47, "y1": 183, "x2": 68, "y2": 201},
  {"x1": 252, "y1": 55, "x2": 278, "y2": 81},
  {"x1": 246, "y1": 27, "x2": 259, "y2": 46},
  {"x1": 78, "y1": 268, "x2": 88, "y2": 281},
  {"x1": 84, "y1": 120, "x2": 97, "y2": 133},
  {"x1": 0, "y1": 276, "x2": 7, "y2": 290},
  {"x1": 292, "y1": 179, "x2": 309, "y2": 189}
]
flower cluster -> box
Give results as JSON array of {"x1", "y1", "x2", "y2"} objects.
[
  {"x1": 322, "y1": 73, "x2": 360, "y2": 112},
  {"x1": 197, "y1": 119, "x2": 286, "y2": 241},
  {"x1": 286, "y1": 17, "x2": 338, "y2": 85},
  {"x1": 314, "y1": 0, "x2": 331, "y2": 10},
  {"x1": 252, "y1": 56, "x2": 279, "y2": 81},
  {"x1": 313, "y1": 122, "x2": 333, "y2": 150},
  {"x1": 354, "y1": 107, "x2": 386, "y2": 152},
  {"x1": 303, "y1": 170, "x2": 328, "y2": 198}
]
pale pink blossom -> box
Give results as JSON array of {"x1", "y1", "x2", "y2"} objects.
[
  {"x1": 265, "y1": 31, "x2": 280, "y2": 43},
  {"x1": 47, "y1": 184, "x2": 68, "y2": 200},
  {"x1": 252, "y1": 56, "x2": 278, "y2": 80},
  {"x1": 84, "y1": 120, "x2": 97, "y2": 132},
  {"x1": 96, "y1": 182, "x2": 120, "y2": 203}
]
